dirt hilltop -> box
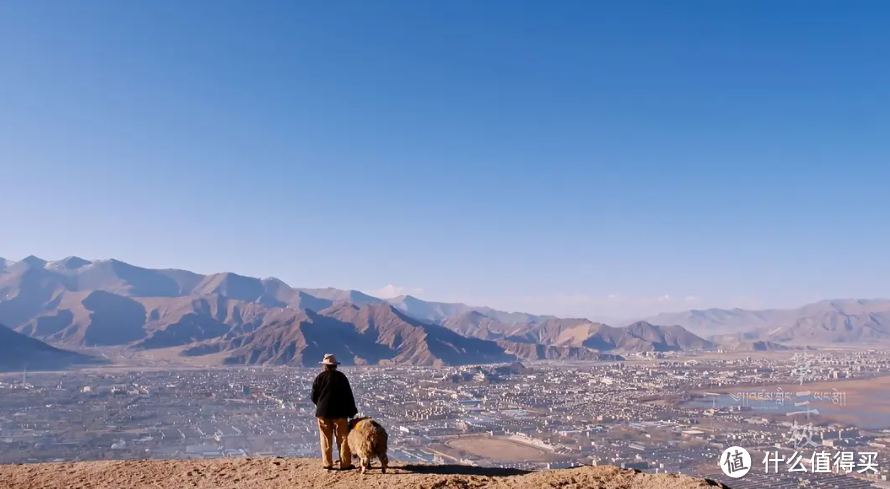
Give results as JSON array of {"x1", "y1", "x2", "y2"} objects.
[{"x1": 0, "y1": 457, "x2": 730, "y2": 489}]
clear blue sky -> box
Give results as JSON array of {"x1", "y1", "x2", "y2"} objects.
[{"x1": 2, "y1": 1, "x2": 888, "y2": 319}]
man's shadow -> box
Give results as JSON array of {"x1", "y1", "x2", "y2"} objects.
[{"x1": 399, "y1": 464, "x2": 531, "y2": 477}]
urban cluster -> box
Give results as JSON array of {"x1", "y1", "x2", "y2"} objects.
[{"x1": 1, "y1": 350, "x2": 889, "y2": 488}]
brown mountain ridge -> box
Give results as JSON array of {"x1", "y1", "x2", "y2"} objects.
[{"x1": 0, "y1": 256, "x2": 716, "y2": 365}]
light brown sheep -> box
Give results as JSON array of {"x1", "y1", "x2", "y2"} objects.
[{"x1": 347, "y1": 417, "x2": 389, "y2": 474}]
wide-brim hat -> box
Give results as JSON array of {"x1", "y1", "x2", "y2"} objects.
[{"x1": 320, "y1": 354, "x2": 340, "y2": 366}]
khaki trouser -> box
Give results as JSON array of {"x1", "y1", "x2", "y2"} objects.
[{"x1": 317, "y1": 417, "x2": 351, "y2": 468}]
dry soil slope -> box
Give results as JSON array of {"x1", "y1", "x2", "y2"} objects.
[
  {"x1": 505, "y1": 319, "x2": 714, "y2": 353},
  {"x1": 0, "y1": 458, "x2": 730, "y2": 489}
]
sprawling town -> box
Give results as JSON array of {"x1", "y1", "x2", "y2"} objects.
[{"x1": 2, "y1": 350, "x2": 889, "y2": 488}]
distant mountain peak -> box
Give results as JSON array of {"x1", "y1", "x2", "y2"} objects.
[
  {"x1": 47, "y1": 256, "x2": 92, "y2": 271},
  {"x1": 21, "y1": 255, "x2": 48, "y2": 268},
  {"x1": 296, "y1": 287, "x2": 381, "y2": 307},
  {"x1": 392, "y1": 294, "x2": 422, "y2": 303},
  {"x1": 625, "y1": 320, "x2": 655, "y2": 328},
  {"x1": 463, "y1": 310, "x2": 491, "y2": 319}
]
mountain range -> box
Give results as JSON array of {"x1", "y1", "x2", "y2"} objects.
[
  {"x1": 2, "y1": 255, "x2": 885, "y2": 368},
  {"x1": 644, "y1": 299, "x2": 890, "y2": 345},
  {"x1": 0, "y1": 255, "x2": 716, "y2": 366}
]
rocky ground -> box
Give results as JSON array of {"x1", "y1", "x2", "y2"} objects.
[{"x1": 0, "y1": 457, "x2": 730, "y2": 489}]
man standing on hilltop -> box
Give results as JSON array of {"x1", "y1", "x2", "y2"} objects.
[{"x1": 311, "y1": 354, "x2": 358, "y2": 471}]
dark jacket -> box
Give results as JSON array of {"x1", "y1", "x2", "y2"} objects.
[{"x1": 311, "y1": 369, "x2": 358, "y2": 419}]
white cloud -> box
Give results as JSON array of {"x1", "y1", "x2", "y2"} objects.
[{"x1": 372, "y1": 284, "x2": 424, "y2": 299}]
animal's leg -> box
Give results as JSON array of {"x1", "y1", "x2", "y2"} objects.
[
  {"x1": 379, "y1": 453, "x2": 388, "y2": 474},
  {"x1": 360, "y1": 457, "x2": 368, "y2": 474}
]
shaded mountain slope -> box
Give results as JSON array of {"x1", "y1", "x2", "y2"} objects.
[
  {"x1": 607, "y1": 321, "x2": 716, "y2": 352},
  {"x1": 505, "y1": 319, "x2": 714, "y2": 352},
  {"x1": 496, "y1": 340, "x2": 625, "y2": 361},
  {"x1": 439, "y1": 311, "x2": 525, "y2": 340},
  {"x1": 323, "y1": 303, "x2": 516, "y2": 366},
  {"x1": 186, "y1": 304, "x2": 517, "y2": 367},
  {"x1": 507, "y1": 318, "x2": 607, "y2": 347},
  {"x1": 0, "y1": 322, "x2": 100, "y2": 372},
  {"x1": 69, "y1": 259, "x2": 200, "y2": 297},
  {"x1": 0, "y1": 264, "x2": 69, "y2": 329},
  {"x1": 187, "y1": 308, "x2": 394, "y2": 366},
  {"x1": 715, "y1": 339, "x2": 792, "y2": 351}
]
